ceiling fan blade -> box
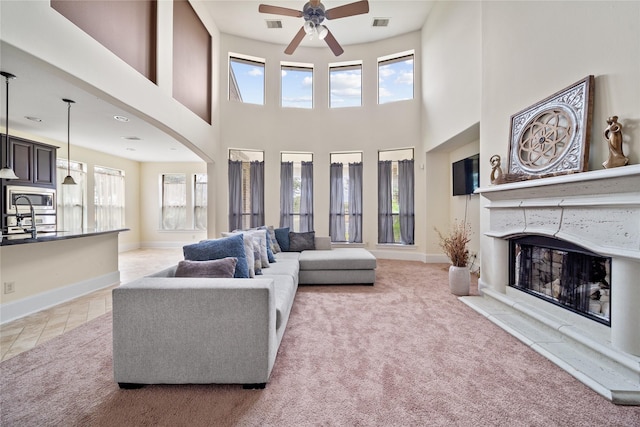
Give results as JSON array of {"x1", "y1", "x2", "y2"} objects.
[
  {"x1": 325, "y1": 0, "x2": 369, "y2": 20},
  {"x1": 258, "y1": 4, "x2": 303, "y2": 18},
  {"x1": 284, "y1": 26, "x2": 306, "y2": 55},
  {"x1": 323, "y1": 29, "x2": 344, "y2": 56}
]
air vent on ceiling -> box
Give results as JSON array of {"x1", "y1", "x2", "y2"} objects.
[
  {"x1": 372, "y1": 18, "x2": 390, "y2": 27},
  {"x1": 266, "y1": 20, "x2": 283, "y2": 29}
]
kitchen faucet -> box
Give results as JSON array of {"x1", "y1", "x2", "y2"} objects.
[{"x1": 14, "y1": 195, "x2": 37, "y2": 239}]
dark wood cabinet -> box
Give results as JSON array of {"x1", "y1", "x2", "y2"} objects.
[{"x1": 1, "y1": 135, "x2": 57, "y2": 188}]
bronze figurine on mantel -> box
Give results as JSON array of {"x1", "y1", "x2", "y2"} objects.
[
  {"x1": 602, "y1": 116, "x2": 629, "y2": 169},
  {"x1": 489, "y1": 154, "x2": 530, "y2": 184}
]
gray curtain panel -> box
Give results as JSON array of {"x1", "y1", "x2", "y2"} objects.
[
  {"x1": 378, "y1": 160, "x2": 394, "y2": 243},
  {"x1": 250, "y1": 161, "x2": 265, "y2": 228},
  {"x1": 348, "y1": 162, "x2": 363, "y2": 243},
  {"x1": 398, "y1": 159, "x2": 415, "y2": 245},
  {"x1": 280, "y1": 161, "x2": 294, "y2": 229},
  {"x1": 329, "y1": 162, "x2": 346, "y2": 242},
  {"x1": 300, "y1": 161, "x2": 314, "y2": 232},
  {"x1": 228, "y1": 160, "x2": 243, "y2": 231}
]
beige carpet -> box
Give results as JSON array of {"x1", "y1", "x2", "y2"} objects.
[{"x1": 1, "y1": 260, "x2": 639, "y2": 426}]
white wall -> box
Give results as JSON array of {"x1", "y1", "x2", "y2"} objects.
[
  {"x1": 216, "y1": 32, "x2": 426, "y2": 259},
  {"x1": 420, "y1": 1, "x2": 482, "y2": 258},
  {"x1": 0, "y1": 0, "x2": 220, "y2": 161},
  {"x1": 479, "y1": 0, "x2": 640, "y2": 289}
]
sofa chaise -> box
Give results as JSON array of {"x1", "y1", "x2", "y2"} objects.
[{"x1": 112, "y1": 236, "x2": 375, "y2": 389}]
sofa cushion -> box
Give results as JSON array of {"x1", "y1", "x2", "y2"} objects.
[
  {"x1": 274, "y1": 227, "x2": 290, "y2": 251},
  {"x1": 175, "y1": 258, "x2": 237, "y2": 279},
  {"x1": 261, "y1": 258, "x2": 300, "y2": 286},
  {"x1": 288, "y1": 231, "x2": 315, "y2": 252},
  {"x1": 271, "y1": 275, "x2": 296, "y2": 330},
  {"x1": 183, "y1": 234, "x2": 250, "y2": 278},
  {"x1": 299, "y1": 248, "x2": 377, "y2": 271}
]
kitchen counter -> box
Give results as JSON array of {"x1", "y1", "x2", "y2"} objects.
[{"x1": 0, "y1": 228, "x2": 129, "y2": 246}]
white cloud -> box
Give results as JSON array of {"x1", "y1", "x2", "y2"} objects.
[
  {"x1": 330, "y1": 71, "x2": 361, "y2": 98},
  {"x1": 281, "y1": 70, "x2": 287, "y2": 77},
  {"x1": 248, "y1": 67, "x2": 263, "y2": 77},
  {"x1": 395, "y1": 70, "x2": 413, "y2": 85},
  {"x1": 302, "y1": 76, "x2": 313, "y2": 86}
]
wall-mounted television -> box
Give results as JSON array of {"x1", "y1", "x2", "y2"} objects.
[{"x1": 452, "y1": 154, "x2": 480, "y2": 196}]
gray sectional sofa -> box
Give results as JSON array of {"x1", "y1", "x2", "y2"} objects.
[{"x1": 112, "y1": 237, "x2": 376, "y2": 389}]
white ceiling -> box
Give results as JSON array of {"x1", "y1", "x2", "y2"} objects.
[{"x1": 1, "y1": 1, "x2": 433, "y2": 163}]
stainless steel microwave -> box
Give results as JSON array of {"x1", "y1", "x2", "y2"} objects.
[{"x1": 5, "y1": 185, "x2": 56, "y2": 215}]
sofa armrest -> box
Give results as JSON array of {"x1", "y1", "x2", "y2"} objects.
[
  {"x1": 112, "y1": 277, "x2": 277, "y2": 385},
  {"x1": 314, "y1": 236, "x2": 332, "y2": 250}
]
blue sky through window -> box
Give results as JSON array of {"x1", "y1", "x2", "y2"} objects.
[
  {"x1": 230, "y1": 58, "x2": 264, "y2": 105},
  {"x1": 378, "y1": 55, "x2": 414, "y2": 104},
  {"x1": 281, "y1": 66, "x2": 313, "y2": 109}
]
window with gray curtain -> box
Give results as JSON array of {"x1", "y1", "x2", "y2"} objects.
[
  {"x1": 329, "y1": 162, "x2": 345, "y2": 241},
  {"x1": 299, "y1": 161, "x2": 314, "y2": 232},
  {"x1": 378, "y1": 148, "x2": 414, "y2": 244},
  {"x1": 280, "y1": 152, "x2": 313, "y2": 231},
  {"x1": 280, "y1": 161, "x2": 294, "y2": 229},
  {"x1": 348, "y1": 162, "x2": 363, "y2": 243},
  {"x1": 249, "y1": 161, "x2": 264, "y2": 228},
  {"x1": 329, "y1": 152, "x2": 363, "y2": 243},
  {"x1": 229, "y1": 149, "x2": 264, "y2": 231},
  {"x1": 228, "y1": 160, "x2": 243, "y2": 231}
]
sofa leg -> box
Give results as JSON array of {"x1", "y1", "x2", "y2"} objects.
[
  {"x1": 118, "y1": 383, "x2": 145, "y2": 389},
  {"x1": 242, "y1": 383, "x2": 266, "y2": 390}
]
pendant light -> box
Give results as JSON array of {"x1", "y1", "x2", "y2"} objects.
[
  {"x1": 62, "y1": 98, "x2": 77, "y2": 185},
  {"x1": 0, "y1": 71, "x2": 19, "y2": 180}
]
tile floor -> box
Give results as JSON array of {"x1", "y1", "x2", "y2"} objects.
[{"x1": 0, "y1": 247, "x2": 183, "y2": 361}]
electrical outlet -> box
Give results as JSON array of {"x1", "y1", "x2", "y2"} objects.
[{"x1": 4, "y1": 282, "x2": 15, "y2": 294}]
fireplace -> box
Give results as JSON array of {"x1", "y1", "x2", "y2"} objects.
[
  {"x1": 510, "y1": 236, "x2": 611, "y2": 326},
  {"x1": 467, "y1": 164, "x2": 640, "y2": 404}
]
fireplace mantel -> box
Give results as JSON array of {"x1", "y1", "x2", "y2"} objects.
[{"x1": 478, "y1": 164, "x2": 640, "y2": 260}]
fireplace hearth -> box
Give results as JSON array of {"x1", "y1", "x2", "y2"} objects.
[{"x1": 510, "y1": 236, "x2": 611, "y2": 325}]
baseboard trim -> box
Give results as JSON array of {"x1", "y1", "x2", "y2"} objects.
[{"x1": 0, "y1": 271, "x2": 120, "y2": 324}]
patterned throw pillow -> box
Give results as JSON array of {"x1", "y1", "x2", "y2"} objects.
[{"x1": 288, "y1": 231, "x2": 316, "y2": 252}]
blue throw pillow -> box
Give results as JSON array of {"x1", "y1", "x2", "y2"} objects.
[
  {"x1": 183, "y1": 234, "x2": 249, "y2": 278},
  {"x1": 275, "y1": 227, "x2": 290, "y2": 252}
]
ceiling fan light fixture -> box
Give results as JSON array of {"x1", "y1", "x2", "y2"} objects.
[
  {"x1": 317, "y1": 25, "x2": 328, "y2": 40},
  {"x1": 303, "y1": 20, "x2": 315, "y2": 35}
]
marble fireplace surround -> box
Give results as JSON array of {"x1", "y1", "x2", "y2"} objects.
[{"x1": 466, "y1": 164, "x2": 640, "y2": 404}]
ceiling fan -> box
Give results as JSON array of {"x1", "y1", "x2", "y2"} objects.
[{"x1": 258, "y1": 0, "x2": 370, "y2": 56}]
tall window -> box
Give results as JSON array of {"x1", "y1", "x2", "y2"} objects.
[
  {"x1": 229, "y1": 55, "x2": 265, "y2": 105},
  {"x1": 194, "y1": 173, "x2": 207, "y2": 230},
  {"x1": 329, "y1": 152, "x2": 363, "y2": 243},
  {"x1": 56, "y1": 159, "x2": 86, "y2": 231},
  {"x1": 161, "y1": 174, "x2": 186, "y2": 230},
  {"x1": 229, "y1": 149, "x2": 265, "y2": 231},
  {"x1": 280, "y1": 152, "x2": 313, "y2": 232},
  {"x1": 378, "y1": 51, "x2": 414, "y2": 104},
  {"x1": 378, "y1": 148, "x2": 414, "y2": 245},
  {"x1": 94, "y1": 166, "x2": 125, "y2": 230},
  {"x1": 281, "y1": 62, "x2": 313, "y2": 109},
  {"x1": 329, "y1": 62, "x2": 362, "y2": 108}
]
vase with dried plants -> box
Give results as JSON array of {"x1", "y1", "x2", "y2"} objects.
[{"x1": 435, "y1": 221, "x2": 472, "y2": 296}]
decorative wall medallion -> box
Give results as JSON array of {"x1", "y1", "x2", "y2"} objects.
[{"x1": 508, "y1": 76, "x2": 594, "y2": 177}]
